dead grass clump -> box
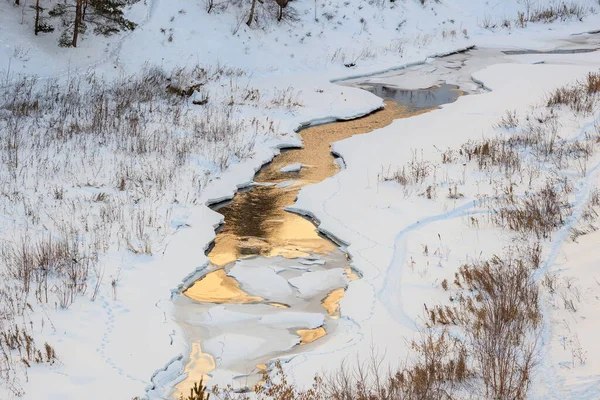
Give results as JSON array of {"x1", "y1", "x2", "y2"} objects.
[
  {"x1": 210, "y1": 360, "x2": 326, "y2": 400},
  {"x1": 495, "y1": 109, "x2": 519, "y2": 130},
  {"x1": 547, "y1": 71, "x2": 600, "y2": 114},
  {"x1": 0, "y1": 62, "x2": 288, "y2": 394},
  {"x1": 186, "y1": 248, "x2": 542, "y2": 400},
  {"x1": 584, "y1": 71, "x2": 600, "y2": 94},
  {"x1": 202, "y1": 331, "x2": 468, "y2": 400},
  {"x1": 570, "y1": 189, "x2": 600, "y2": 241},
  {"x1": 0, "y1": 281, "x2": 58, "y2": 395},
  {"x1": 519, "y1": 111, "x2": 561, "y2": 159},
  {"x1": 270, "y1": 87, "x2": 303, "y2": 109},
  {"x1": 427, "y1": 304, "x2": 461, "y2": 326},
  {"x1": 441, "y1": 148, "x2": 457, "y2": 164},
  {"x1": 547, "y1": 85, "x2": 595, "y2": 114},
  {"x1": 454, "y1": 254, "x2": 540, "y2": 400},
  {"x1": 319, "y1": 331, "x2": 467, "y2": 400},
  {"x1": 526, "y1": 1, "x2": 589, "y2": 24},
  {"x1": 6, "y1": 233, "x2": 95, "y2": 307},
  {"x1": 447, "y1": 185, "x2": 463, "y2": 199},
  {"x1": 489, "y1": 180, "x2": 571, "y2": 239},
  {"x1": 382, "y1": 152, "x2": 434, "y2": 186},
  {"x1": 460, "y1": 138, "x2": 521, "y2": 175}
]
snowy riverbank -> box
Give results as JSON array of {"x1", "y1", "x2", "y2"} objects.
[{"x1": 2, "y1": 0, "x2": 600, "y2": 399}]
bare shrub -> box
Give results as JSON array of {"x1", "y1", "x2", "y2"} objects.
[
  {"x1": 495, "y1": 110, "x2": 519, "y2": 130},
  {"x1": 454, "y1": 253, "x2": 540, "y2": 399},
  {"x1": 200, "y1": 329, "x2": 468, "y2": 400},
  {"x1": 0, "y1": 61, "x2": 291, "y2": 394},
  {"x1": 6, "y1": 233, "x2": 93, "y2": 304},
  {"x1": 270, "y1": 87, "x2": 303, "y2": 109},
  {"x1": 460, "y1": 138, "x2": 521, "y2": 176},
  {"x1": 0, "y1": 282, "x2": 58, "y2": 395},
  {"x1": 441, "y1": 148, "x2": 456, "y2": 164},
  {"x1": 447, "y1": 185, "x2": 463, "y2": 199},
  {"x1": 480, "y1": 15, "x2": 497, "y2": 29},
  {"x1": 488, "y1": 180, "x2": 570, "y2": 239},
  {"x1": 547, "y1": 71, "x2": 600, "y2": 115},
  {"x1": 382, "y1": 151, "x2": 434, "y2": 186},
  {"x1": 570, "y1": 189, "x2": 600, "y2": 241},
  {"x1": 528, "y1": 1, "x2": 588, "y2": 23}
]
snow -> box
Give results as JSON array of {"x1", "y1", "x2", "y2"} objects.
[
  {"x1": 276, "y1": 180, "x2": 297, "y2": 188},
  {"x1": 289, "y1": 269, "x2": 348, "y2": 298},
  {"x1": 260, "y1": 313, "x2": 325, "y2": 329},
  {"x1": 228, "y1": 264, "x2": 294, "y2": 301},
  {"x1": 280, "y1": 163, "x2": 305, "y2": 173},
  {"x1": 2, "y1": 0, "x2": 600, "y2": 398},
  {"x1": 287, "y1": 52, "x2": 600, "y2": 398},
  {"x1": 545, "y1": 228, "x2": 600, "y2": 397}
]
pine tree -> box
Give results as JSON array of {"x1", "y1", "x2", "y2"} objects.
[
  {"x1": 86, "y1": 0, "x2": 136, "y2": 35},
  {"x1": 32, "y1": 0, "x2": 55, "y2": 36},
  {"x1": 49, "y1": 0, "x2": 137, "y2": 47}
]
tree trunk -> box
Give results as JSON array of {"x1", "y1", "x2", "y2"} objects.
[
  {"x1": 246, "y1": 0, "x2": 256, "y2": 26},
  {"x1": 82, "y1": 0, "x2": 88, "y2": 21},
  {"x1": 73, "y1": 0, "x2": 82, "y2": 47},
  {"x1": 274, "y1": 0, "x2": 287, "y2": 22},
  {"x1": 34, "y1": 0, "x2": 40, "y2": 35}
]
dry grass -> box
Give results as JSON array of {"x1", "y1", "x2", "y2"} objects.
[
  {"x1": 516, "y1": 1, "x2": 591, "y2": 27},
  {"x1": 547, "y1": 71, "x2": 600, "y2": 115},
  {"x1": 488, "y1": 180, "x2": 571, "y2": 239},
  {"x1": 179, "y1": 68, "x2": 600, "y2": 400},
  {"x1": 495, "y1": 110, "x2": 519, "y2": 130},
  {"x1": 0, "y1": 62, "x2": 299, "y2": 394},
  {"x1": 188, "y1": 251, "x2": 541, "y2": 400},
  {"x1": 528, "y1": 1, "x2": 589, "y2": 23},
  {"x1": 460, "y1": 137, "x2": 522, "y2": 176},
  {"x1": 455, "y1": 254, "x2": 540, "y2": 399},
  {"x1": 203, "y1": 334, "x2": 467, "y2": 400},
  {"x1": 382, "y1": 151, "x2": 434, "y2": 186}
]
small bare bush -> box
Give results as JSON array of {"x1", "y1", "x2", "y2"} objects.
[
  {"x1": 453, "y1": 253, "x2": 540, "y2": 399},
  {"x1": 489, "y1": 180, "x2": 571, "y2": 239},
  {"x1": 0, "y1": 61, "x2": 290, "y2": 394},
  {"x1": 460, "y1": 138, "x2": 521, "y2": 176},
  {"x1": 547, "y1": 71, "x2": 600, "y2": 115},
  {"x1": 495, "y1": 110, "x2": 519, "y2": 130},
  {"x1": 382, "y1": 151, "x2": 434, "y2": 186},
  {"x1": 528, "y1": 1, "x2": 588, "y2": 23}
]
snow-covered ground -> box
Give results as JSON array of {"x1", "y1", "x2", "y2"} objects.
[
  {"x1": 3, "y1": 0, "x2": 600, "y2": 399},
  {"x1": 291, "y1": 49, "x2": 600, "y2": 399}
]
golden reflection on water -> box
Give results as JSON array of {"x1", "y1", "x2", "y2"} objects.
[
  {"x1": 178, "y1": 87, "x2": 463, "y2": 395},
  {"x1": 267, "y1": 302, "x2": 291, "y2": 308},
  {"x1": 174, "y1": 343, "x2": 216, "y2": 398},
  {"x1": 297, "y1": 326, "x2": 327, "y2": 345},
  {"x1": 207, "y1": 101, "x2": 418, "y2": 267},
  {"x1": 185, "y1": 269, "x2": 263, "y2": 304},
  {"x1": 256, "y1": 363, "x2": 267, "y2": 372},
  {"x1": 208, "y1": 185, "x2": 335, "y2": 267},
  {"x1": 344, "y1": 267, "x2": 360, "y2": 281},
  {"x1": 321, "y1": 288, "x2": 345, "y2": 318}
]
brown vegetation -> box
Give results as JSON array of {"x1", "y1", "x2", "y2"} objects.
[{"x1": 0, "y1": 62, "x2": 298, "y2": 394}]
